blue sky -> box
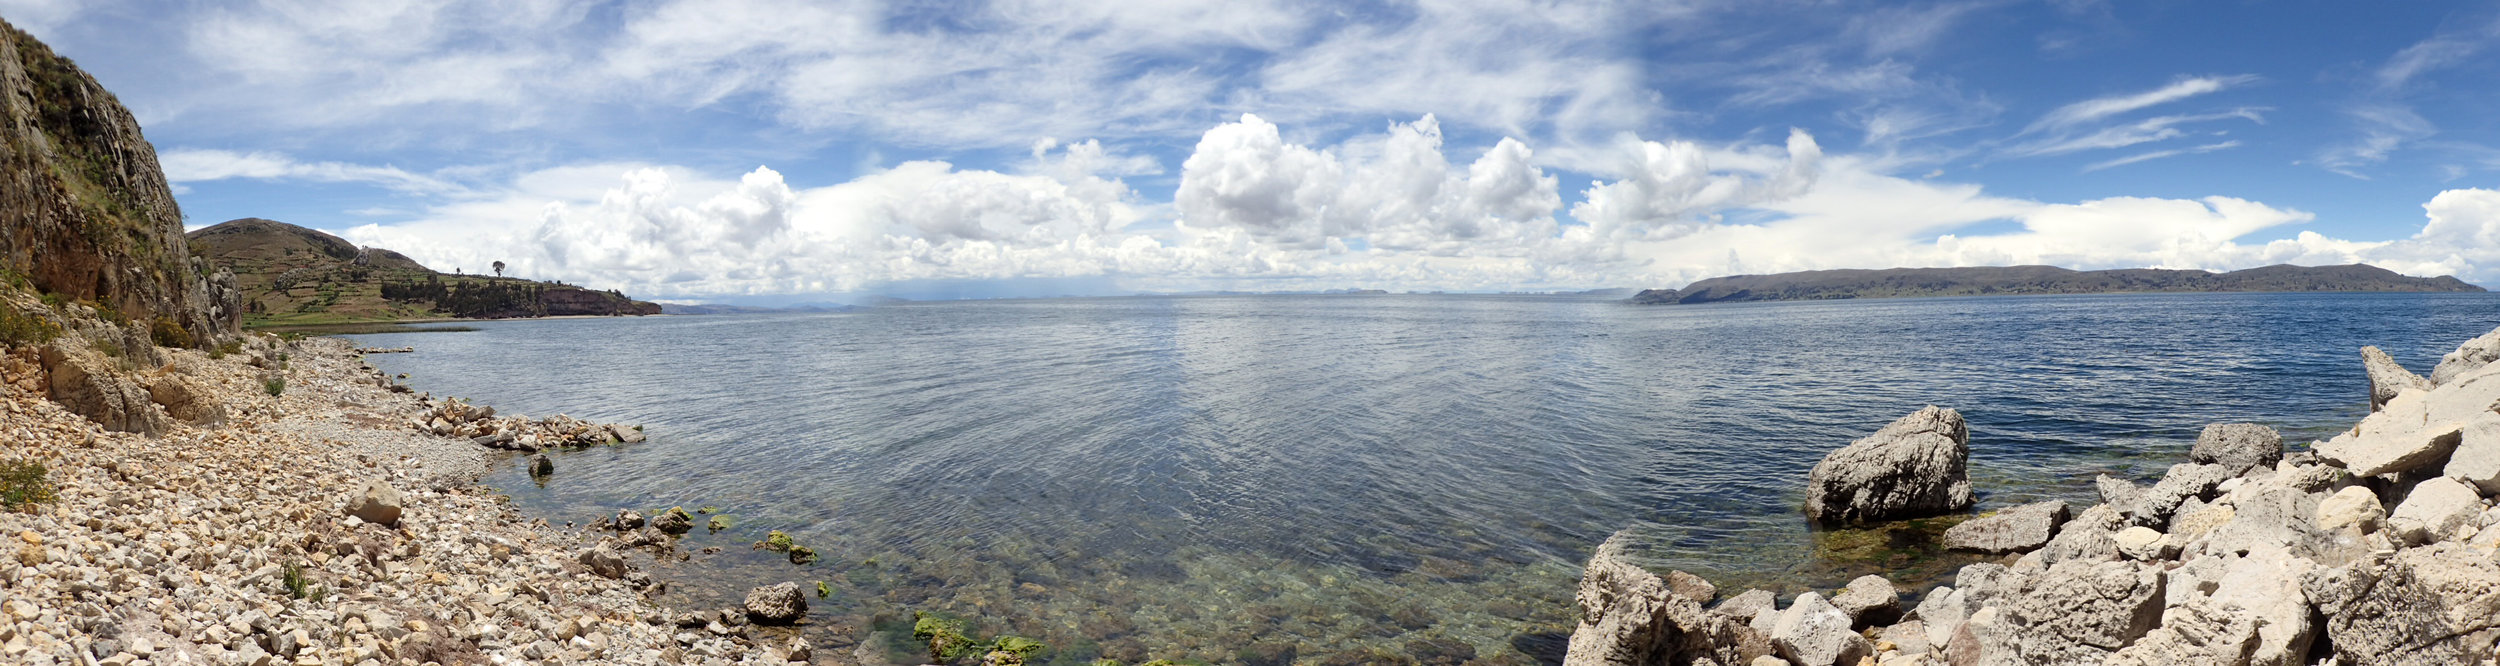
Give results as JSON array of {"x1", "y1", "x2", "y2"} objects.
[{"x1": 8, "y1": 1, "x2": 2500, "y2": 299}]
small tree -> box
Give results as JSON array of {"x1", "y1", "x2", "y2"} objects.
[{"x1": 492, "y1": 261, "x2": 506, "y2": 277}]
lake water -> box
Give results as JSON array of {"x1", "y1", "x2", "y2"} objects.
[{"x1": 348, "y1": 292, "x2": 2500, "y2": 665}]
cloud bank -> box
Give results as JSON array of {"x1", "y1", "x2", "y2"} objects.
[{"x1": 267, "y1": 117, "x2": 2500, "y2": 299}]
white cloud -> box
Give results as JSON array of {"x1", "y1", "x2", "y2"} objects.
[
  {"x1": 158, "y1": 149, "x2": 462, "y2": 194},
  {"x1": 2082, "y1": 140, "x2": 2242, "y2": 172},
  {"x1": 2029, "y1": 75, "x2": 2257, "y2": 131},
  {"x1": 328, "y1": 116, "x2": 2500, "y2": 300},
  {"x1": 0, "y1": 0, "x2": 86, "y2": 34}
]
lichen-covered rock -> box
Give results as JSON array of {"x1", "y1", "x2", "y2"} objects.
[
  {"x1": 1942, "y1": 500, "x2": 2069, "y2": 554},
  {"x1": 39, "y1": 340, "x2": 168, "y2": 435},
  {"x1": 2386, "y1": 476, "x2": 2483, "y2": 545},
  {"x1": 1768, "y1": 593, "x2": 1869, "y2": 666},
  {"x1": 2363, "y1": 346, "x2": 2431, "y2": 411},
  {"x1": 1802, "y1": 406, "x2": 1973, "y2": 525},
  {"x1": 2193, "y1": 423, "x2": 2283, "y2": 475},
  {"x1": 742, "y1": 582, "x2": 807, "y2": 625},
  {"x1": 652, "y1": 506, "x2": 694, "y2": 535}
]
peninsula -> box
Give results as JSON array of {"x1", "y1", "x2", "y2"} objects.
[
  {"x1": 1632, "y1": 264, "x2": 2483, "y2": 305},
  {"x1": 187, "y1": 218, "x2": 660, "y2": 328}
]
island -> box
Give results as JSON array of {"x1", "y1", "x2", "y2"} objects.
[{"x1": 1632, "y1": 264, "x2": 2484, "y2": 305}]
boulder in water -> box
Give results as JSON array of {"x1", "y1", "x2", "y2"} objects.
[{"x1": 1801, "y1": 406, "x2": 1973, "y2": 525}]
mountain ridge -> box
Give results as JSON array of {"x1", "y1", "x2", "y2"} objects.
[
  {"x1": 1632, "y1": 264, "x2": 2484, "y2": 305},
  {"x1": 187, "y1": 217, "x2": 660, "y2": 326}
]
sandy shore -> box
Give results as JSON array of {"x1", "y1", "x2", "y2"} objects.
[{"x1": 0, "y1": 335, "x2": 808, "y2": 665}]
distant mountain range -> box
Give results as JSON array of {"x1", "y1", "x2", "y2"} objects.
[
  {"x1": 1632, "y1": 264, "x2": 2484, "y2": 305},
  {"x1": 188, "y1": 217, "x2": 660, "y2": 327}
]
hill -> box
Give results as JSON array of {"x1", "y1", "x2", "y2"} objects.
[
  {"x1": 1632, "y1": 264, "x2": 2484, "y2": 305},
  {"x1": 1, "y1": 17, "x2": 238, "y2": 344},
  {"x1": 188, "y1": 217, "x2": 660, "y2": 327}
]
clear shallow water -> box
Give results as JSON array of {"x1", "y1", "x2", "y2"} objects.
[{"x1": 350, "y1": 292, "x2": 2500, "y2": 665}]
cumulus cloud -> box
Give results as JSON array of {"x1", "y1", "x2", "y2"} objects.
[{"x1": 326, "y1": 116, "x2": 2500, "y2": 300}]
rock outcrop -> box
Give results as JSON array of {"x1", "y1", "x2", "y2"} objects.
[
  {"x1": 1563, "y1": 534, "x2": 1774, "y2": 666},
  {"x1": 2362, "y1": 346, "x2": 2430, "y2": 411},
  {"x1": 1, "y1": 18, "x2": 236, "y2": 346},
  {"x1": 742, "y1": 582, "x2": 808, "y2": 625},
  {"x1": 1801, "y1": 406, "x2": 1973, "y2": 525},
  {"x1": 1566, "y1": 323, "x2": 2500, "y2": 666},
  {"x1": 39, "y1": 338, "x2": 167, "y2": 435}
]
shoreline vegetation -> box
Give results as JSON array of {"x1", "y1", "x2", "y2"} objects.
[
  {"x1": 1631, "y1": 263, "x2": 2484, "y2": 305},
  {"x1": 1561, "y1": 326, "x2": 2500, "y2": 666}
]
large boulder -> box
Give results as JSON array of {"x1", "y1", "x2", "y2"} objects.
[
  {"x1": 743, "y1": 582, "x2": 808, "y2": 625},
  {"x1": 147, "y1": 372, "x2": 225, "y2": 425},
  {"x1": 1966, "y1": 559, "x2": 2167, "y2": 664},
  {"x1": 2100, "y1": 600, "x2": 2261, "y2": 666},
  {"x1": 2363, "y1": 346, "x2": 2431, "y2": 411},
  {"x1": 2315, "y1": 410, "x2": 2464, "y2": 478},
  {"x1": 2192, "y1": 423, "x2": 2282, "y2": 475},
  {"x1": 2386, "y1": 476, "x2": 2483, "y2": 545},
  {"x1": 2036, "y1": 503, "x2": 2126, "y2": 564},
  {"x1": 2442, "y1": 414, "x2": 2500, "y2": 494},
  {"x1": 2305, "y1": 545, "x2": 2500, "y2": 666},
  {"x1": 1802, "y1": 406, "x2": 1973, "y2": 525},
  {"x1": 39, "y1": 340, "x2": 168, "y2": 435},
  {"x1": 1829, "y1": 575, "x2": 1901, "y2": 628},
  {"x1": 1563, "y1": 534, "x2": 1773, "y2": 666},
  {"x1": 1942, "y1": 500, "x2": 2069, "y2": 553},
  {"x1": 2430, "y1": 326, "x2": 2500, "y2": 385},
  {"x1": 2131, "y1": 462, "x2": 2232, "y2": 527},
  {"x1": 343, "y1": 480, "x2": 403, "y2": 526}
]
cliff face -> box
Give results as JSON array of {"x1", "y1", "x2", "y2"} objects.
[{"x1": 0, "y1": 19, "x2": 238, "y2": 343}]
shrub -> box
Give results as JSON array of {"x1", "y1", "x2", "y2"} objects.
[
  {"x1": 209, "y1": 338, "x2": 241, "y2": 360},
  {"x1": 282, "y1": 561, "x2": 310, "y2": 599},
  {"x1": 90, "y1": 337, "x2": 121, "y2": 358},
  {"x1": 263, "y1": 377, "x2": 285, "y2": 397},
  {"x1": 149, "y1": 316, "x2": 192, "y2": 348},
  {"x1": 0, "y1": 307, "x2": 59, "y2": 346},
  {"x1": 1, "y1": 459, "x2": 57, "y2": 512}
]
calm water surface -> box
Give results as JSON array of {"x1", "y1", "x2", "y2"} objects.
[{"x1": 349, "y1": 292, "x2": 2500, "y2": 665}]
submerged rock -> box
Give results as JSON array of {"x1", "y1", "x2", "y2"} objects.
[
  {"x1": 1801, "y1": 406, "x2": 1973, "y2": 525},
  {"x1": 1942, "y1": 500, "x2": 2070, "y2": 554}
]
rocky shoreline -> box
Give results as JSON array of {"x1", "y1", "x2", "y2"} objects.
[
  {"x1": 0, "y1": 326, "x2": 815, "y2": 665},
  {"x1": 1562, "y1": 327, "x2": 2500, "y2": 666}
]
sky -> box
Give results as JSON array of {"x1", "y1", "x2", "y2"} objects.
[{"x1": 9, "y1": 0, "x2": 2500, "y2": 301}]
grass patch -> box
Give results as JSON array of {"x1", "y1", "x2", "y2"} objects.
[
  {"x1": 262, "y1": 376, "x2": 285, "y2": 397},
  {"x1": 1, "y1": 459, "x2": 57, "y2": 512}
]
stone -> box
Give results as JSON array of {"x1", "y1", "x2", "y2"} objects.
[
  {"x1": 2208, "y1": 546, "x2": 2321, "y2": 666},
  {"x1": 652, "y1": 506, "x2": 694, "y2": 535},
  {"x1": 2036, "y1": 503, "x2": 2126, "y2": 564},
  {"x1": 2096, "y1": 474, "x2": 2144, "y2": 516},
  {"x1": 2315, "y1": 485, "x2": 2386, "y2": 535},
  {"x1": 2112, "y1": 526, "x2": 2172, "y2": 560},
  {"x1": 1830, "y1": 575, "x2": 1901, "y2": 628},
  {"x1": 1802, "y1": 406, "x2": 1973, "y2": 525},
  {"x1": 743, "y1": 582, "x2": 808, "y2": 625},
  {"x1": 1994, "y1": 559, "x2": 2166, "y2": 660},
  {"x1": 147, "y1": 372, "x2": 225, "y2": 425},
  {"x1": 343, "y1": 480, "x2": 403, "y2": 526},
  {"x1": 2442, "y1": 414, "x2": 2500, "y2": 495},
  {"x1": 2387, "y1": 476, "x2": 2484, "y2": 545},
  {"x1": 1908, "y1": 586, "x2": 1970, "y2": 651},
  {"x1": 2316, "y1": 419, "x2": 2465, "y2": 478},
  {"x1": 2100, "y1": 600, "x2": 2261, "y2": 666},
  {"x1": 1711, "y1": 589, "x2": 1777, "y2": 623},
  {"x1": 1877, "y1": 620, "x2": 1932, "y2": 656},
  {"x1": 39, "y1": 341, "x2": 170, "y2": 436},
  {"x1": 2134, "y1": 463, "x2": 2232, "y2": 527},
  {"x1": 527, "y1": 454, "x2": 553, "y2": 477},
  {"x1": 612, "y1": 509, "x2": 646, "y2": 530},
  {"x1": 2363, "y1": 345, "x2": 2431, "y2": 411},
  {"x1": 1564, "y1": 534, "x2": 1775, "y2": 666},
  {"x1": 2193, "y1": 423, "x2": 2283, "y2": 475},
  {"x1": 1768, "y1": 593, "x2": 1870, "y2": 666},
  {"x1": 2168, "y1": 503, "x2": 2235, "y2": 540},
  {"x1": 577, "y1": 547, "x2": 627, "y2": 579},
  {"x1": 1941, "y1": 500, "x2": 2069, "y2": 553},
  {"x1": 2430, "y1": 325, "x2": 2500, "y2": 385}
]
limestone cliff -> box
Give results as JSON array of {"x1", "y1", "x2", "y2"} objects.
[{"x1": 0, "y1": 18, "x2": 238, "y2": 344}]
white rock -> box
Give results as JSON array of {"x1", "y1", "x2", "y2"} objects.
[
  {"x1": 2112, "y1": 526, "x2": 2172, "y2": 560},
  {"x1": 2388, "y1": 476, "x2": 2485, "y2": 545},
  {"x1": 1770, "y1": 593, "x2": 1870, "y2": 666},
  {"x1": 2442, "y1": 414, "x2": 2500, "y2": 495},
  {"x1": 2314, "y1": 485, "x2": 2386, "y2": 534}
]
